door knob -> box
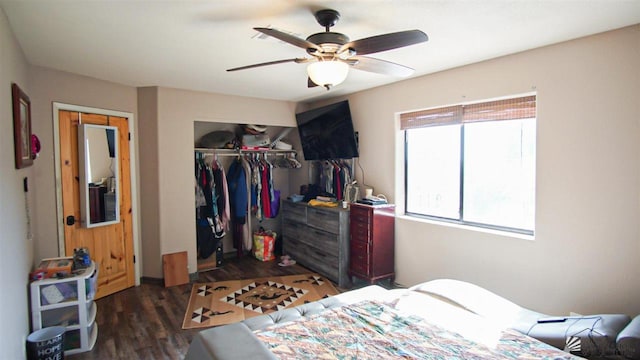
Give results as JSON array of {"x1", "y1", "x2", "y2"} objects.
[{"x1": 66, "y1": 215, "x2": 75, "y2": 226}]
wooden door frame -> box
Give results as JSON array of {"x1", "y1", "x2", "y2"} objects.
[{"x1": 53, "y1": 102, "x2": 141, "y2": 286}]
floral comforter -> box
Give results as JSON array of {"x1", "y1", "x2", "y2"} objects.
[{"x1": 254, "y1": 300, "x2": 581, "y2": 359}]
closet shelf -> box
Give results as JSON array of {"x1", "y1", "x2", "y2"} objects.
[{"x1": 195, "y1": 148, "x2": 297, "y2": 156}]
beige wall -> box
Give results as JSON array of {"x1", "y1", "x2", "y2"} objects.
[
  {"x1": 0, "y1": 7, "x2": 34, "y2": 358},
  {"x1": 143, "y1": 87, "x2": 297, "y2": 277},
  {"x1": 29, "y1": 66, "x2": 138, "y2": 263},
  {"x1": 137, "y1": 87, "x2": 160, "y2": 277},
  {"x1": 337, "y1": 25, "x2": 640, "y2": 315}
]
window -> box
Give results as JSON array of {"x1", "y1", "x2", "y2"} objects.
[{"x1": 402, "y1": 95, "x2": 536, "y2": 235}]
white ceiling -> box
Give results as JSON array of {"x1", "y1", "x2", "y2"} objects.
[{"x1": 2, "y1": 0, "x2": 639, "y2": 104}]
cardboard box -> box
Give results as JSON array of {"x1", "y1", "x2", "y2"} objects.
[{"x1": 36, "y1": 257, "x2": 73, "y2": 278}]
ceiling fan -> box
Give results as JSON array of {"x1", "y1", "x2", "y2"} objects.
[{"x1": 227, "y1": 9, "x2": 428, "y2": 90}]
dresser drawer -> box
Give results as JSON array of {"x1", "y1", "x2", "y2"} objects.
[
  {"x1": 350, "y1": 240, "x2": 370, "y2": 274},
  {"x1": 282, "y1": 219, "x2": 305, "y2": 239},
  {"x1": 284, "y1": 225, "x2": 339, "y2": 258},
  {"x1": 350, "y1": 239, "x2": 370, "y2": 255},
  {"x1": 350, "y1": 221, "x2": 370, "y2": 241},
  {"x1": 305, "y1": 251, "x2": 339, "y2": 281},
  {"x1": 284, "y1": 236, "x2": 339, "y2": 281},
  {"x1": 282, "y1": 201, "x2": 307, "y2": 223},
  {"x1": 306, "y1": 228, "x2": 339, "y2": 257},
  {"x1": 349, "y1": 205, "x2": 372, "y2": 223},
  {"x1": 349, "y1": 259, "x2": 369, "y2": 277},
  {"x1": 307, "y1": 207, "x2": 341, "y2": 233}
]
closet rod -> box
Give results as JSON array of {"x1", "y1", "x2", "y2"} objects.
[{"x1": 194, "y1": 148, "x2": 297, "y2": 156}]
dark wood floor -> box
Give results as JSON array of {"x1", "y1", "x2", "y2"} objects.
[{"x1": 69, "y1": 256, "x2": 321, "y2": 360}]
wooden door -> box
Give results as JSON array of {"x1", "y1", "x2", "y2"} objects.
[{"x1": 59, "y1": 110, "x2": 135, "y2": 299}]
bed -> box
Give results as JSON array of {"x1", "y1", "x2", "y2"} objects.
[{"x1": 185, "y1": 279, "x2": 640, "y2": 360}]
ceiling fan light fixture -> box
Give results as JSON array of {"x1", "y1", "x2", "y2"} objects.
[
  {"x1": 307, "y1": 61, "x2": 349, "y2": 89},
  {"x1": 232, "y1": 9, "x2": 428, "y2": 89}
]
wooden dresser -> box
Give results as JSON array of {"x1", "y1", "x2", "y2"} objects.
[
  {"x1": 88, "y1": 185, "x2": 106, "y2": 223},
  {"x1": 281, "y1": 200, "x2": 351, "y2": 288},
  {"x1": 349, "y1": 202, "x2": 396, "y2": 284}
]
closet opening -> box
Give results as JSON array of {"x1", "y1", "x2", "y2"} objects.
[{"x1": 194, "y1": 121, "x2": 300, "y2": 272}]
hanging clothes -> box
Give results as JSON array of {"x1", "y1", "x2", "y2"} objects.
[
  {"x1": 208, "y1": 162, "x2": 226, "y2": 238},
  {"x1": 241, "y1": 156, "x2": 253, "y2": 252},
  {"x1": 251, "y1": 155, "x2": 262, "y2": 221},
  {"x1": 333, "y1": 163, "x2": 342, "y2": 201},
  {"x1": 260, "y1": 158, "x2": 272, "y2": 218},
  {"x1": 196, "y1": 218, "x2": 216, "y2": 259},
  {"x1": 211, "y1": 159, "x2": 230, "y2": 232},
  {"x1": 318, "y1": 160, "x2": 352, "y2": 199},
  {"x1": 195, "y1": 177, "x2": 206, "y2": 207},
  {"x1": 227, "y1": 158, "x2": 248, "y2": 257},
  {"x1": 195, "y1": 156, "x2": 217, "y2": 258},
  {"x1": 227, "y1": 159, "x2": 248, "y2": 223},
  {"x1": 195, "y1": 150, "x2": 290, "y2": 258},
  {"x1": 239, "y1": 153, "x2": 281, "y2": 221},
  {"x1": 195, "y1": 153, "x2": 232, "y2": 258}
]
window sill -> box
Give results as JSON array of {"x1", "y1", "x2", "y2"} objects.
[{"x1": 396, "y1": 214, "x2": 535, "y2": 241}]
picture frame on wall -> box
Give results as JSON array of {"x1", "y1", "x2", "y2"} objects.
[{"x1": 12, "y1": 83, "x2": 33, "y2": 169}]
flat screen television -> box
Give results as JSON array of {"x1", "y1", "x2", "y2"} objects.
[
  {"x1": 295, "y1": 100, "x2": 359, "y2": 161},
  {"x1": 106, "y1": 129, "x2": 116, "y2": 158}
]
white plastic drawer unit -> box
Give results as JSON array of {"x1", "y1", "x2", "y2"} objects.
[{"x1": 30, "y1": 261, "x2": 99, "y2": 355}]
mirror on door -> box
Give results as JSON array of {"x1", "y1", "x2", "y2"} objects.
[{"x1": 78, "y1": 124, "x2": 120, "y2": 228}]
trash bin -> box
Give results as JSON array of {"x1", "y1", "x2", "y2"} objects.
[{"x1": 26, "y1": 326, "x2": 65, "y2": 360}]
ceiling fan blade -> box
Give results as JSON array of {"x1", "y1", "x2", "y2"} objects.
[
  {"x1": 307, "y1": 77, "x2": 319, "y2": 88},
  {"x1": 227, "y1": 58, "x2": 309, "y2": 72},
  {"x1": 338, "y1": 30, "x2": 428, "y2": 56},
  {"x1": 254, "y1": 27, "x2": 322, "y2": 53},
  {"x1": 349, "y1": 56, "x2": 415, "y2": 77}
]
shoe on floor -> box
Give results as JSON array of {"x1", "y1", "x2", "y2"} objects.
[{"x1": 278, "y1": 259, "x2": 296, "y2": 267}]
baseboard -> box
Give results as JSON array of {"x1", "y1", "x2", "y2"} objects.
[
  {"x1": 141, "y1": 276, "x2": 163, "y2": 285},
  {"x1": 140, "y1": 274, "x2": 198, "y2": 285}
]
